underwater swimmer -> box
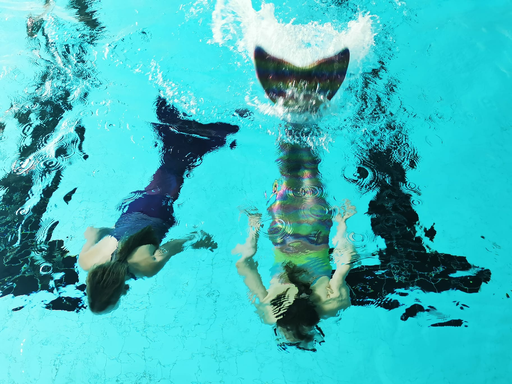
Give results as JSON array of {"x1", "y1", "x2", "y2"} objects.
[
  {"x1": 79, "y1": 225, "x2": 213, "y2": 314},
  {"x1": 233, "y1": 46, "x2": 357, "y2": 350},
  {"x1": 79, "y1": 98, "x2": 238, "y2": 314}
]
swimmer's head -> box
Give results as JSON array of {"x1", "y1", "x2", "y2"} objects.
[
  {"x1": 85, "y1": 226, "x2": 159, "y2": 314},
  {"x1": 86, "y1": 261, "x2": 129, "y2": 314},
  {"x1": 272, "y1": 293, "x2": 322, "y2": 350},
  {"x1": 269, "y1": 262, "x2": 324, "y2": 350}
]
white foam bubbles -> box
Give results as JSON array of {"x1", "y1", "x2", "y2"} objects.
[
  {"x1": 211, "y1": 0, "x2": 376, "y2": 68},
  {"x1": 210, "y1": 0, "x2": 377, "y2": 123}
]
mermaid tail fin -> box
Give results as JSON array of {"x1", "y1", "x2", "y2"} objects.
[{"x1": 254, "y1": 46, "x2": 350, "y2": 111}]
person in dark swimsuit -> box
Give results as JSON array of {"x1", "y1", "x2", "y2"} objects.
[{"x1": 79, "y1": 97, "x2": 238, "y2": 314}]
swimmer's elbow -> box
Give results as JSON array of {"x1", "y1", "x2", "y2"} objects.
[
  {"x1": 145, "y1": 267, "x2": 159, "y2": 278},
  {"x1": 232, "y1": 243, "x2": 257, "y2": 260},
  {"x1": 78, "y1": 251, "x2": 92, "y2": 271},
  {"x1": 146, "y1": 253, "x2": 169, "y2": 277}
]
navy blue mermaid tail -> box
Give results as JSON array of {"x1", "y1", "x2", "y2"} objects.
[
  {"x1": 254, "y1": 46, "x2": 350, "y2": 112},
  {"x1": 112, "y1": 97, "x2": 239, "y2": 243},
  {"x1": 267, "y1": 143, "x2": 333, "y2": 281}
]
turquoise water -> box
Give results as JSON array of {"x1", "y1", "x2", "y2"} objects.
[{"x1": 0, "y1": 0, "x2": 511, "y2": 383}]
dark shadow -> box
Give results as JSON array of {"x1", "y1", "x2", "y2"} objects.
[{"x1": 341, "y1": 62, "x2": 491, "y2": 325}]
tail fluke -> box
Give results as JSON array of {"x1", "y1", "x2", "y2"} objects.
[{"x1": 254, "y1": 46, "x2": 350, "y2": 112}]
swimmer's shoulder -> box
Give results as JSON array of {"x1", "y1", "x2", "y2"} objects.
[
  {"x1": 79, "y1": 235, "x2": 118, "y2": 271},
  {"x1": 126, "y1": 244, "x2": 159, "y2": 277},
  {"x1": 311, "y1": 276, "x2": 350, "y2": 318}
]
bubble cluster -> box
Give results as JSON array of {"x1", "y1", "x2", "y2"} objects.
[{"x1": 12, "y1": 158, "x2": 36, "y2": 175}]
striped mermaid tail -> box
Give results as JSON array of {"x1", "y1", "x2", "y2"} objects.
[{"x1": 267, "y1": 143, "x2": 333, "y2": 248}]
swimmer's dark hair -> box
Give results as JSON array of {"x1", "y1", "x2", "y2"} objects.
[
  {"x1": 115, "y1": 225, "x2": 160, "y2": 263},
  {"x1": 86, "y1": 262, "x2": 129, "y2": 313},
  {"x1": 86, "y1": 226, "x2": 159, "y2": 314},
  {"x1": 273, "y1": 295, "x2": 321, "y2": 345},
  {"x1": 272, "y1": 263, "x2": 321, "y2": 346}
]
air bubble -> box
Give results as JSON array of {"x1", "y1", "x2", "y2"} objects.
[
  {"x1": 301, "y1": 201, "x2": 331, "y2": 222},
  {"x1": 16, "y1": 207, "x2": 29, "y2": 215},
  {"x1": 425, "y1": 134, "x2": 443, "y2": 147},
  {"x1": 348, "y1": 232, "x2": 366, "y2": 246},
  {"x1": 266, "y1": 218, "x2": 292, "y2": 242},
  {"x1": 21, "y1": 123, "x2": 33, "y2": 137},
  {"x1": 40, "y1": 263, "x2": 53, "y2": 275},
  {"x1": 12, "y1": 158, "x2": 35, "y2": 175}
]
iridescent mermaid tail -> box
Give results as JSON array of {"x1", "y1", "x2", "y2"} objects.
[
  {"x1": 256, "y1": 47, "x2": 348, "y2": 279},
  {"x1": 254, "y1": 46, "x2": 350, "y2": 112},
  {"x1": 267, "y1": 143, "x2": 332, "y2": 249},
  {"x1": 256, "y1": 46, "x2": 348, "y2": 242}
]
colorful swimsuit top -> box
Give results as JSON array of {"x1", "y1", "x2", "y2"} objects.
[
  {"x1": 271, "y1": 244, "x2": 332, "y2": 284},
  {"x1": 268, "y1": 197, "x2": 333, "y2": 284},
  {"x1": 267, "y1": 175, "x2": 334, "y2": 284}
]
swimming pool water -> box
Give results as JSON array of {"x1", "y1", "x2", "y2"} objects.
[{"x1": 0, "y1": 0, "x2": 511, "y2": 383}]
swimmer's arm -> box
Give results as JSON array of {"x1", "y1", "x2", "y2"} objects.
[
  {"x1": 231, "y1": 213, "x2": 261, "y2": 261},
  {"x1": 78, "y1": 234, "x2": 118, "y2": 271},
  {"x1": 141, "y1": 232, "x2": 217, "y2": 277},
  {"x1": 232, "y1": 215, "x2": 267, "y2": 301},
  {"x1": 235, "y1": 258, "x2": 268, "y2": 302},
  {"x1": 322, "y1": 237, "x2": 353, "y2": 313},
  {"x1": 330, "y1": 240, "x2": 356, "y2": 292},
  {"x1": 144, "y1": 238, "x2": 190, "y2": 277},
  {"x1": 233, "y1": 235, "x2": 267, "y2": 299},
  {"x1": 330, "y1": 204, "x2": 357, "y2": 293}
]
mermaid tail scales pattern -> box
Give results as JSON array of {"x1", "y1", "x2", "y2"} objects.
[{"x1": 268, "y1": 144, "x2": 332, "y2": 246}]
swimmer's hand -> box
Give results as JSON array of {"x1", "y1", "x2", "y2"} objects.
[
  {"x1": 334, "y1": 199, "x2": 357, "y2": 224},
  {"x1": 232, "y1": 211, "x2": 261, "y2": 261},
  {"x1": 238, "y1": 207, "x2": 262, "y2": 231},
  {"x1": 247, "y1": 213, "x2": 262, "y2": 231}
]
